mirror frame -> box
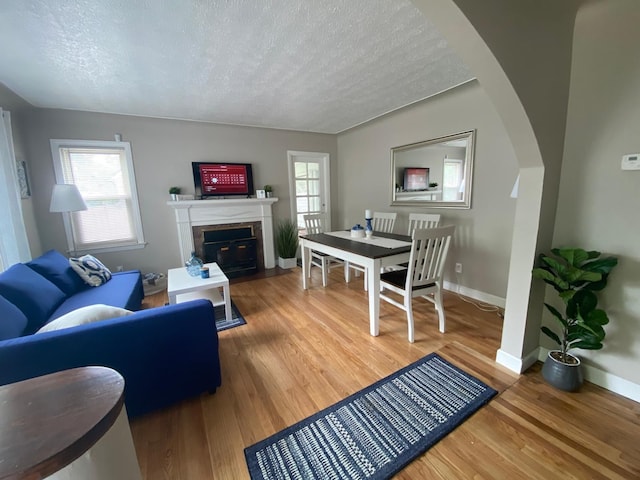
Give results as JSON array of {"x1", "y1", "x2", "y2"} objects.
[{"x1": 390, "y1": 130, "x2": 475, "y2": 209}]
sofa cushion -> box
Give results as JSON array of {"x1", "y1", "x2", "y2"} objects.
[
  {"x1": 0, "y1": 294, "x2": 29, "y2": 340},
  {"x1": 0, "y1": 263, "x2": 67, "y2": 333},
  {"x1": 36, "y1": 304, "x2": 132, "y2": 334},
  {"x1": 69, "y1": 254, "x2": 112, "y2": 287},
  {"x1": 26, "y1": 249, "x2": 87, "y2": 296},
  {"x1": 50, "y1": 270, "x2": 144, "y2": 319}
]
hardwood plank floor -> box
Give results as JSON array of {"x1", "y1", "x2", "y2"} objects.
[{"x1": 131, "y1": 267, "x2": 640, "y2": 479}]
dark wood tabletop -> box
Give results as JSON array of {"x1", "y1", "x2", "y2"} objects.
[
  {"x1": 0, "y1": 366, "x2": 125, "y2": 480},
  {"x1": 300, "y1": 231, "x2": 412, "y2": 259}
]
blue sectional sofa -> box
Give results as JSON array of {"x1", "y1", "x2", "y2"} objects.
[{"x1": 0, "y1": 250, "x2": 222, "y2": 417}]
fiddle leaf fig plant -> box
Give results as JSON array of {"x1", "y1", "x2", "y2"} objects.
[{"x1": 532, "y1": 248, "x2": 618, "y2": 363}]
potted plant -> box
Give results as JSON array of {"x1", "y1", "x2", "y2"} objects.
[
  {"x1": 264, "y1": 185, "x2": 273, "y2": 198},
  {"x1": 169, "y1": 186, "x2": 181, "y2": 201},
  {"x1": 532, "y1": 247, "x2": 618, "y2": 391},
  {"x1": 275, "y1": 218, "x2": 298, "y2": 269}
]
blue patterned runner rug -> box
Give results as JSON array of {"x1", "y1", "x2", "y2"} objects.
[
  {"x1": 214, "y1": 300, "x2": 246, "y2": 332},
  {"x1": 244, "y1": 353, "x2": 497, "y2": 479}
]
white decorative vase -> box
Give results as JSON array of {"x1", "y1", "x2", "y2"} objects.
[{"x1": 278, "y1": 257, "x2": 297, "y2": 269}]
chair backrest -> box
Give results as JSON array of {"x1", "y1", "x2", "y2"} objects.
[
  {"x1": 372, "y1": 212, "x2": 397, "y2": 233},
  {"x1": 407, "y1": 213, "x2": 441, "y2": 235},
  {"x1": 303, "y1": 214, "x2": 326, "y2": 234},
  {"x1": 406, "y1": 225, "x2": 455, "y2": 290}
]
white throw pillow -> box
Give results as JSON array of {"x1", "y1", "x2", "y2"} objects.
[
  {"x1": 36, "y1": 304, "x2": 132, "y2": 333},
  {"x1": 69, "y1": 254, "x2": 112, "y2": 287}
]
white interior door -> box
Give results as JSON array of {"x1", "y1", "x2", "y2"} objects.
[{"x1": 287, "y1": 151, "x2": 331, "y2": 233}]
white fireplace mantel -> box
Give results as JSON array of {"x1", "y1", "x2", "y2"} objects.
[{"x1": 168, "y1": 197, "x2": 278, "y2": 268}]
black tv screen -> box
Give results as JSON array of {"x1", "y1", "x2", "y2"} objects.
[
  {"x1": 403, "y1": 167, "x2": 429, "y2": 191},
  {"x1": 192, "y1": 162, "x2": 254, "y2": 198}
]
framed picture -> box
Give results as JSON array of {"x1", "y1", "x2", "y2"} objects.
[
  {"x1": 16, "y1": 160, "x2": 30, "y2": 198},
  {"x1": 256, "y1": 189, "x2": 266, "y2": 199}
]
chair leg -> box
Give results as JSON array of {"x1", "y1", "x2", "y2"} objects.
[
  {"x1": 321, "y1": 258, "x2": 328, "y2": 287},
  {"x1": 434, "y1": 289, "x2": 446, "y2": 332},
  {"x1": 406, "y1": 296, "x2": 415, "y2": 343}
]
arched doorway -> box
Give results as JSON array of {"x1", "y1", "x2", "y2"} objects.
[{"x1": 410, "y1": 0, "x2": 582, "y2": 371}]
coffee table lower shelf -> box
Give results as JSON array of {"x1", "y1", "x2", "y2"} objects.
[{"x1": 175, "y1": 288, "x2": 225, "y2": 308}]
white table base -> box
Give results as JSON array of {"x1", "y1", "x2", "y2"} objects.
[{"x1": 301, "y1": 238, "x2": 410, "y2": 336}]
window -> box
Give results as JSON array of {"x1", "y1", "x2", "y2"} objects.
[
  {"x1": 443, "y1": 159, "x2": 464, "y2": 201},
  {"x1": 50, "y1": 139, "x2": 145, "y2": 254},
  {"x1": 287, "y1": 151, "x2": 330, "y2": 234}
]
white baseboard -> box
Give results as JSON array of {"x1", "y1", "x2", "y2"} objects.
[
  {"x1": 446, "y1": 283, "x2": 640, "y2": 402},
  {"x1": 444, "y1": 281, "x2": 506, "y2": 308},
  {"x1": 496, "y1": 347, "x2": 539, "y2": 373},
  {"x1": 538, "y1": 348, "x2": 640, "y2": 403}
]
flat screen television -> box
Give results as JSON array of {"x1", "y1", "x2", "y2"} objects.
[
  {"x1": 192, "y1": 162, "x2": 254, "y2": 198},
  {"x1": 403, "y1": 167, "x2": 429, "y2": 191}
]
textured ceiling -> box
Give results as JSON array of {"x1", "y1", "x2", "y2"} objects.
[{"x1": 0, "y1": 0, "x2": 473, "y2": 134}]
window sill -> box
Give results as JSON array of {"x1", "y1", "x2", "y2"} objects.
[{"x1": 69, "y1": 242, "x2": 147, "y2": 256}]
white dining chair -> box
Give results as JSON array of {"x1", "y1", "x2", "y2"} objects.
[
  {"x1": 407, "y1": 213, "x2": 441, "y2": 235},
  {"x1": 372, "y1": 212, "x2": 397, "y2": 233},
  {"x1": 379, "y1": 225, "x2": 455, "y2": 343},
  {"x1": 303, "y1": 214, "x2": 343, "y2": 287}
]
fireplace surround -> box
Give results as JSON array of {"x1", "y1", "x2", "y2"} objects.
[{"x1": 168, "y1": 198, "x2": 278, "y2": 273}]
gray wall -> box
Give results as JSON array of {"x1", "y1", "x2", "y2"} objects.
[
  {"x1": 18, "y1": 109, "x2": 336, "y2": 275},
  {"x1": 337, "y1": 81, "x2": 518, "y2": 300},
  {"x1": 551, "y1": 0, "x2": 640, "y2": 385}
]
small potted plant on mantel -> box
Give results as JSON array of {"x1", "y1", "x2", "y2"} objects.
[
  {"x1": 532, "y1": 247, "x2": 618, "y2": 391},
  {"x1": 264, "y1": 185, "x2": 273, "y2": 198},
  {"x1": 275, "y1": 218, "x2": 299, "y2": 269},
  {"x1": 169, "y1": 186, "x2": 181, "y2": 201}
]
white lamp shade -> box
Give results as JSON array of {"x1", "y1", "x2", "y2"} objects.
[{"x1": 50, "y1": 184, "x2": 88, "y2": 212}]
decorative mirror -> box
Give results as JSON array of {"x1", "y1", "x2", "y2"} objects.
[{"x1": 390, "y1": 130, "x2": 475, "y2": 208}]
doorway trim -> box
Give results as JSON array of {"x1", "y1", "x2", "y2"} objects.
[{"x1": 287, "y1": 151, "x2": 332, "y2": 230}]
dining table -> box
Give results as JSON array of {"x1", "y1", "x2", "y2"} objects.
[{"x1": 300, "y1": 230, "x2": 413, "y2": 336}]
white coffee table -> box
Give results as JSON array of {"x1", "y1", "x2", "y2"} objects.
[{"x1": 167, "y1": 263, "x2": 232, "y2": 322}]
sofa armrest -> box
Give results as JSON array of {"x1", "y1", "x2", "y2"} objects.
[{"x1": 0, "y1": 299, "x2": 221, "y2": 418}]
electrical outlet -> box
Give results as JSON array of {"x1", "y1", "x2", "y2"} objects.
[
  {"x1": 455, "y1": 263, "x2": 462, "y2": 274},
  {"x1": 116, "y1": 265, "x2": 124, "y2": 272}
]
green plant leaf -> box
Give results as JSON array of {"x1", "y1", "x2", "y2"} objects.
[
  {"x1": 582, "y1": 256, "x2": 618, "y2": 274},
  {"x1": 554, "y1": 248, "x2": 590, "y2": 267},
  {"x1": 584, "y1": 309, "x2": 609, "y2": 326},
  {"x1": 574, "y1": 289, "x2": 598, "y2": 314},
  {"x1": 559, "y1": 290, "x2": 576, "y2": 303},
  {"x1": 541, "y1": 255, "x2": 565, "y2": 271},
  {"x1": 541, "y1": 326, "x2": 561, "y2": 345},
  {"x1": 544, "y1": 303, "x2": 568, "y2": 327},
  {"x1": 570, "y1": 339, "x2": 603, "y2": 350},
  {"x1": 275, "y1": 219, "x2": 299, "y2": 258}
]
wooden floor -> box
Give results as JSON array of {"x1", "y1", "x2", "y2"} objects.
[{"x1": 131, "y1": 267, "x2": 640, "y2": 479}]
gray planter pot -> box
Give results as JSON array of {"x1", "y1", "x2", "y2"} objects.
[{"x1": 541, "y1": 350, "x2": 583, "y2": 392}]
